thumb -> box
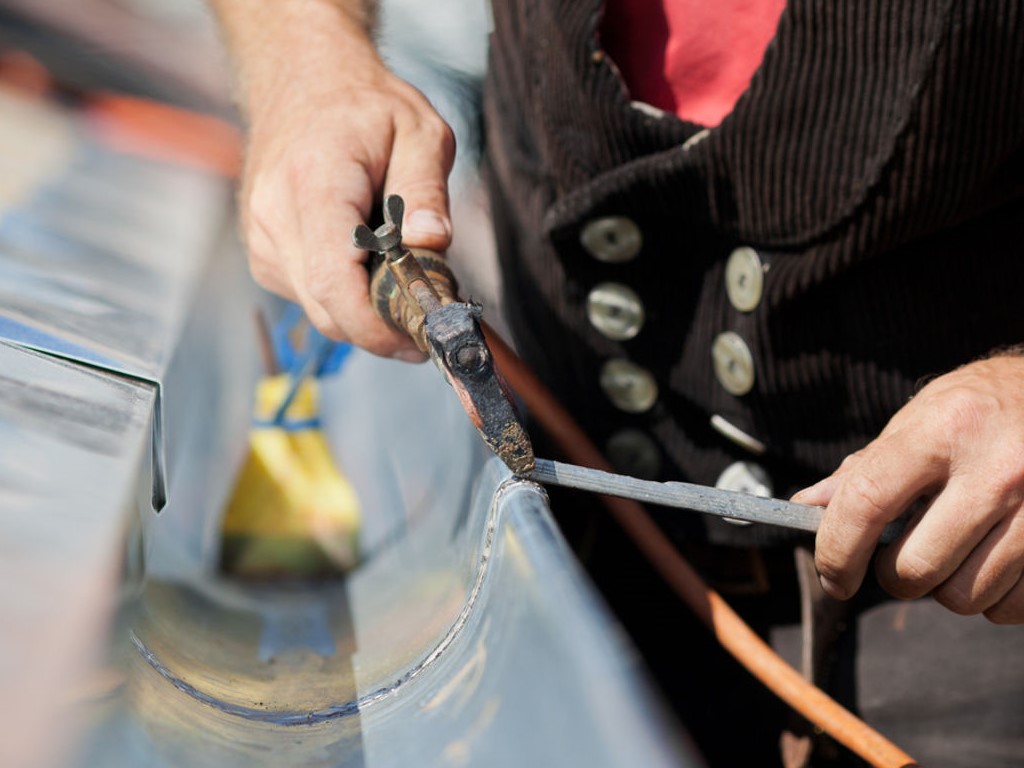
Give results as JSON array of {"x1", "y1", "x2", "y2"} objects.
[{"x1": 384, "y1": 116, "x2": 456, "y2": 252}]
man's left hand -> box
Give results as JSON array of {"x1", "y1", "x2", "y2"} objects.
[{"x1": 793, "y1": 354, "x2": 1024, "y2": 624}]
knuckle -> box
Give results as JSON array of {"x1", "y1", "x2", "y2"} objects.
[
  {"x1": 245, "y1": 175, "x2": 287, "y2": 239},
  {"x1": 984, "y1": 462, "x2": 1024, "y2": 505},
  {"x1": 935, "y1": 387, "x2": 996, "y2": 439},
  {"x1": 305, "y1": 305, "x2": 344, "y2": 341},
  {"x1": 304, "y1": 256, "x2": 354, "y2": 311},
  {"x1": 420, "y1": 112, "x2": 449, "y2": 137},
  {"x1": 284, "y1": 147, "x2": 324, "y2": 194},
  {"x1": 428, "y1": 117, "x2": 456, "y2": 153},
  {"x1": 400, "y1": 108, "x2": 455, "y2": 158},
  {"x1": 306, "y1": 276, "x2": 338, "y2": 310},
  {"x1": 842, "y1": 471, "x2": 890, "y2": 523},
  {"x1": 837, "y1": 451, "x2": 863, "y2": 473}
]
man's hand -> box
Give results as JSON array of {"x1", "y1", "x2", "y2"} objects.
[
  {"x1": 211, "y1": 0, "x2": 455, "y2": 360},
  {"x1": 793, "y1": 354, "x2": 1024, "y2": 624}
]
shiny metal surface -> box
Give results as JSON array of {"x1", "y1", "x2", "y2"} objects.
[
  {"x1": 0, "y1": 342, "x2": 155, "y2": 768},
  {"x1": 0, "y1": 87, "x2": 241, "y2": 511},
  {"x1": 0, "y1": 94, "x2": 228, "y2": 381},
  {"x1": 28, "y1": 346, "x2": 698, "y2": 768},
  {"x1": 532, "y1": 458, "x2": 822, "y2": 533},
  {"x1": 0, "y1": 81, "x2": 254, "y2": 768}
]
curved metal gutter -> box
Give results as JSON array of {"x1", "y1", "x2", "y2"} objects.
[{"x1": 57, "y1": 347, "x2": 695, "y2": 767}]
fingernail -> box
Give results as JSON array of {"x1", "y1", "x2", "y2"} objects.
[
  {"x1": 394, "y1": 348, "x2": 427, "y2": 363},
  {"x1": 819, "y1": 575, "x2": 847, "y2": 600},
  {"x1": 405, "y1": 210, "x2": 450, "y2": 239}
]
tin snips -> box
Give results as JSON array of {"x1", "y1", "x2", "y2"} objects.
[{"x1": 353, "y1": 195, "x2": 534, "y2": 476}]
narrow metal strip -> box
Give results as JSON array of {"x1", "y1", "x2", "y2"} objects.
[{"x1": 530, "y1": 458, "x2": 905, "y2": 543}]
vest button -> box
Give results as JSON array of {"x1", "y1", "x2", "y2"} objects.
[
  {"x1": 586, "y1": 282, "x2": 645, "y2": 340},
  {"x1": 712, "y1": 331, "x2": 755, "y2": 396},
  {"x1": 599, "y1": 358, "x2": 658, "y2": 413},
  {"x1": 715, "y1": 461, "x2": 774, "y2": 527},
  {"x1": 710, "y1": 414, "x2": 766, "y2": 455},
  {"x1": 606, "y1": 429, "x2": 662, "y2": 479},
  {"x1": 580, "y1": 217, "x2": 642, "y2": 263},
  {"x1": 725, "y1": 246, "x2": 764, "y2": 312}
]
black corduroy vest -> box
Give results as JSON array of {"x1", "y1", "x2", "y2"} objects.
[{"x1": 483, "y1": 0, "x2": 1024, "y2": 544}]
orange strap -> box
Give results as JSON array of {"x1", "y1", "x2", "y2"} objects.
[
  {"x1": 485, "y1": 326, "x2": 917, "y2": 768},
  {"x1": 85, "y1": 92, "x2": 241, "y2": 178},
  {"x1": 0, "y1": 49, "x2": 240, "y2": 177}
]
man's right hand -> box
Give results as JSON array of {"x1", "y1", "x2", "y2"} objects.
[{"x1": 211, "y1": 0, "x2": 455, "y2": 360}]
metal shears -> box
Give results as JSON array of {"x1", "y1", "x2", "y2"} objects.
[{"x1": 352, "y1": 195, "x2": 535, "y2": 476}]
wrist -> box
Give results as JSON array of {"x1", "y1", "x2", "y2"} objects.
[{"x1": 212, "y1": 0, "x2": 383, "y2": 123}]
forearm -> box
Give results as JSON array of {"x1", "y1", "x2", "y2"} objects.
[
  {"x1": 205, "y1": 0, "x2": 454, "y2": 360},
  {"x1": 207, "y1": 0, "x2": 381, "y2": 123}
]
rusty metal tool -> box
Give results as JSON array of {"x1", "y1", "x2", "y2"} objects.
[
  {"x1": 530, "y1": 458, "x2": 907, "y2": 543},
  {"x1": 352, "y1": 195, "x2": 534, "y2": 475}
]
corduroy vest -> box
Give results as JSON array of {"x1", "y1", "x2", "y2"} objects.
[{"x1": 483, "y1": 0, "x2": 1024, "y2": 544}]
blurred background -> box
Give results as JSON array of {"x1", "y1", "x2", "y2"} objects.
[{"x1": 0, "y1": 0, "x2": 492, "y2": 178}]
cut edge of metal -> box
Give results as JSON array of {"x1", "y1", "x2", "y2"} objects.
[
  {"x1": 0, "y1": 336, "x2": 167, "y2": 510},
  {"x1": 129, "y1": 472, "x2": 542, "y2": 724}
]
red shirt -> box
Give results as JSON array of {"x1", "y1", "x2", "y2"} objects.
[{"x1": 600, "y1": 0, "x2": 787, "y2": 127}]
